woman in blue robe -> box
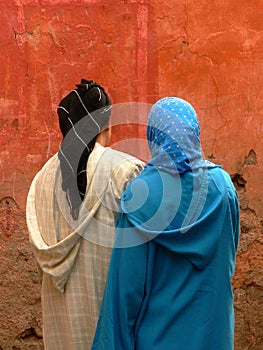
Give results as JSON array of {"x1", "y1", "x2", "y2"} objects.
[{"x1": 92, "y1": 97, "x2": 240, "y2": 350}]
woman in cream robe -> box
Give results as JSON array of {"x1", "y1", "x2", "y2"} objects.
[{"x1": 26, "y1": 79, "x2": 144, "y2": 349}]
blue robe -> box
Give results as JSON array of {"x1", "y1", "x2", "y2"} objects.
[
  {"x1": 92, "y1": 97, "x2": 240, "y2": 350},
  {"x1": 92, "y1": 167, "x2": 240, "y2": 350}
]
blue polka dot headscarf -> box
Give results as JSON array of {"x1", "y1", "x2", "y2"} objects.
[{"x1": 146, "y1": 97, "x2": 217, "y2": 174}]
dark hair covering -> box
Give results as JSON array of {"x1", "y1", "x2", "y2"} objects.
[{"x1": 57, "y1": 79, "x2": 112, "y2": 219}]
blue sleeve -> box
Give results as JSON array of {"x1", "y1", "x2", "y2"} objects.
[
  {"x1": 229, "y1": 188, "x2": 240, "y2": 252},
  {"x1": 91, "y1": 212, "x2": 148, "y2": 350}
]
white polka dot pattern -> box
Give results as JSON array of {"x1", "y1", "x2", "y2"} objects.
[{"x1": 146, "y1": 97, "x2": 216, "y2": 174}]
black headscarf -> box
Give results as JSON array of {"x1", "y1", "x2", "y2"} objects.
[{"x1": 57, "y1": 79, "x2": 111, "y2": 219}]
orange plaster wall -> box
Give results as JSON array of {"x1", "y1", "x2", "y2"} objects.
[
  {"x1": 0, "y1": 1, "x2": 262, "y2": 349},
  {"x1": 0, "y1": 0, "x2": 158, "y2": 209},
  {"x1": 1, "y1": 0, "x2": 262, "y2": 215}
]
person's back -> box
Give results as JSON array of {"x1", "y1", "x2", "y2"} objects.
[
  {"x1": 123, "y1": 167, "x2": 239, "y2": 350},
  {"x1": 26, "y1": 79, "x2": 144, "y2": 349}
]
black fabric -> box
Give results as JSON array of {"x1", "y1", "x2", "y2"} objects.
[{"x1": 57, "y1": 79, "x2": 111, "y2": 219}]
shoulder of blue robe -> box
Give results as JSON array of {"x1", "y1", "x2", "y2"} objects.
[{"x1": 115, "y1": 166, "x2": 240, "y2": 270}]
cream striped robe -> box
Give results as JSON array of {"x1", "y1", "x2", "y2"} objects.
[{"x1": 27, "y1": 143, "x2": 144, "y2": 349}]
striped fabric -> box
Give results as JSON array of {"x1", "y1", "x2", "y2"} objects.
[{"x1": 26, "y1": 143, "x2": 144, "y2": 349}]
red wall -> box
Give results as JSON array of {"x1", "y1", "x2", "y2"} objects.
[
  {"x1": 0, "y1": 1, "x2": 262, "y2": 349},
  {"x1": 1, "y1": 0, "x2": 262, "y2": 214}
]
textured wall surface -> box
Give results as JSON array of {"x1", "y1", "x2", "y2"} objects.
[{"x1": 0, "y1": 1, "x2": 262, "y2": 349}]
